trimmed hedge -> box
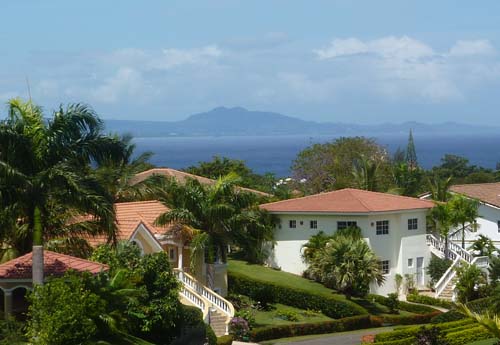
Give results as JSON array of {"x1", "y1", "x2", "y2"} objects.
[
  {"x1": 217, "y1": 335, "x2": 233, "y2": 345},
  {"x1": 381, "y1": 311, "x2": 441, "y2": 325},
  {"x1": 375, "y1": 319, "x2": 475, "y2": 342},
  {"x1": 445, "y1": 325, "x2": 492, "y2": 345},
  {"x1": 229, "y1": 271, "x2": 367, "y2": 319},
  {"x1": 367, "y1": 294, "x2": 438, "y2": 314},
  {"x1": 430, "y1": 310, "x2": 465, "y2": 324},
  {"x1": 249, "y1": 315, "x2": 378, "y2": 342},
  {"x1": 406, "y1": 293, "x2": 455, "y2": 310}
]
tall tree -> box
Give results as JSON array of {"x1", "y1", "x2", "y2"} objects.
[
  {"x1": 429, "y1": 203, "x2": 453, "y2": 259},
  {"x1": 449, "y1": 195, "x2": 480, "y2": 249},
  {"x1": 352, "y1": 155, "x2": 380, "y2": 191},
  {"x1": 0, "y1": 98, "x2": 126, "y2": 284},
  {"x1": 427, "y1": 175, "x2": 453, "y2": 202},
  {"x1": 405, "y1": 129, "x2": 418, "y2": 169},
  {"x1": 155, "y1": 173, "x2": 274, "y2": 286}
]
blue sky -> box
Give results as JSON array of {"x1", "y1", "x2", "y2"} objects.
[{"x1": 2, "y1": 1, "x2": 500, "y2": 124}]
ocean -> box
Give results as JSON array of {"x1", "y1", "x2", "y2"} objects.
[{"x1": 133, "y1": 133, "x2": 500, "y2": 177}]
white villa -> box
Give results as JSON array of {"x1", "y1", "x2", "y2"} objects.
[
  {"x1": 260, "y1": 188, "x2": 436, "y2": 296},
  {"x1": 422, "y1": 182, "x2": 500, "y2": 248}
]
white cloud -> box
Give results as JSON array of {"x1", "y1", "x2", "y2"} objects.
[
  {"x1": 149, "y1": 45, "x2": 222, "y2": 70},
  {"x1": 315, "y1": 36, "x2": 434, "y2": 61},
  {"x1": 449, "y1": 40, "x2": 496, "y2": 57},
  {"x1": 90, "y1": 67, "x2": 144, "y2": 103}
]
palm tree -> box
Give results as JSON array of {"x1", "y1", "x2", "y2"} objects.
[
  {"x1": 457, "y1": 303, "x2": 500, "y2": 344},
  {"x1": 352, "y1": 155, "x2": 379, "y2": 191},
  {"x1": 0, "y1": 98, "x2": 126, "y2": 284},
  {"x1": 449, "y1": 195, "x2": 480, "y2": 249},
  {"x1": 155, "y1": 173, "x2": 273, "y2": 287},
  {"x1": 471, "y1": 235, "x2": 496, "y2": 258},
  {"x1": 427, "y1": 175, "x2": 453, "y2": 202},
  {"x1": 301, "y1": 231, "x2": 332, "y2": 265},
  {"x1": 429, "y1": 203, "x2": 453, "y2": 259}
]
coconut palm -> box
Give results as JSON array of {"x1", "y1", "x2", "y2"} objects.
[
  {"x1": 301, "y1": 231, "x2": 332, "y2": 265},
  {"x1": 352, "y1": 155, "x2": 380, "y2": 191},
  {"x1": 155, "y1": 173, "x2": 272, "y2": 286},
  {"x1": 449, "y1": 195, "x2": 480, "y2": 249},
  {"x1": 457, "y1": 303, "x2": 500, "y2": 344},
  {"x1": 0, "y1": 98, "x2": 126, "y2": 284},
  {"x1": 429, "y1": 203, "x2": 453, "y2": 259},
  {"x1": 471, "y1": 235, "x2": 496, "y2": 258},
  {"x1": 427, "y1": 175, "x2": 453, "y2": 202}
]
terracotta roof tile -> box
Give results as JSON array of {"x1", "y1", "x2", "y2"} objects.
[
  {"x1": 0, "y1": 250, "x2": 108, "y2": 279},
  {"x1": 450, "y1": 182, "x2": 500, "y2": 208},
  {"x1": 260, "y1": 188, "x2": 435, "y2": 213},
  {"x1": 84, "y1": 200, "x2": 172, "y2": 246},
  {"x1": 131, "y1": 168, "x2": 271, "y2": 197}
]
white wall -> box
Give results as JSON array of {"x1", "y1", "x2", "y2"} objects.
[
  {"x1": 268, "y1": 210, "x2": 431, "y2": 296},
  {"x1": 450, "y1": 204, "x2": 500, "y2": 248}
]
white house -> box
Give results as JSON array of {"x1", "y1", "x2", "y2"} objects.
[
  {"x1": 260, "y1": 188, "x2": 435, "y2": 296},
  {"x1": 424, "y1": 183, "x2": 500, "y2": 248}
]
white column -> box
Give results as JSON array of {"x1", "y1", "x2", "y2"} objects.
[
  {"x1": 177, "y1": 245, "x2": 183, "y2": 270},
  {"x1": 4, "y1": 290, "x2": 12, "y2": 318}
]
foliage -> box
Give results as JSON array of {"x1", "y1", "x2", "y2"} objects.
[
  {"x1": 407, "y1": 293, "x2": 455, "y2": 310},
  {"x1": 386, "y1": 293, "x2": 400, "y2": 314},
  {"x1": 90, "y1": 241, "x2": 142, "y2": 271},
  {"x1": 489, "y1": 256, "x2": 500, "y2": 286},
  {"x1": 426, "y1": 255, "x2": 452, "y2": 287},
  {"x1": 301, "y1": 231, "x2": 333, "y2": 265},
  {"x1": 427, "y1": 175, "x2": 453, "y2": 202},
  {"x1": 395, "y1": 274, "x2": 403, "y2": 295},
  {"x1": 235, "y1": 309, "x2": 256, "y2": 329},
  {"x1": 275, "y1": 310, "x2": 299, "y2": 321},
  {"x1": 27, "y1": 273, "x2": 105, "y2": 345},
  {"x1": 457, "y1": 303, "x2": 500, "y2": 343},
  {"x1": 428, "y1": 203, "x2": 453, "y2": 259},
  {"x1": 392, "y1": 163, "x2": 424, "y2": 197},
  {"x1": 217, "y1": 335, "x2": 234, "y2": 345},
  {"x1": 352, "y1": 155, "x2": 381, "y2": 191},
  {"x1": 430, "y1": 310, "x2": 466, "y2": 324},
  {"x1": 306, "y1": 234, "x2": 384, "y2": 298},
  {"x1": 471, "y1": 235, "x2": 496, "y2": 258},
  {"x1": 249, "y1": 315, "x2": 375, "y2": 342},
  {"x1": 228, "y1": 271, "x2": 367, "y2": 319},
  {"x1": 415, "y1": 326, "x2": 450, "y2": 345},
  {"x1": 367, "y1": 294, "x2": 438, "y2": 314},
  {"x1": 448, "y1": 195, "x2": 480, "y2": 249},
  {"x1": 455, "y1": 264, "x2": 487, "y2": 303},
  {"x1": 404, "y1": 274, "x2": 416, "y2": 295},
  {"x1": 229, "y1": 317, "x2": 250, "y2": 340},
  {"x1": 291, "y1": 136, "x2": 391, "y2": 194},
  {"x1": 0, "y1": 318, "x2": 27, "y2": 344}
]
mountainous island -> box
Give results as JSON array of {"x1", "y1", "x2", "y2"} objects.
[{"x1": 105, "y1": 106, "x2": 497, "y2": 137}]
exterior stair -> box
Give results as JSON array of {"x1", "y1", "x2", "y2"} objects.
[
  {"x1": 174, "y1": 269, "x2": 235, "y2": 336},
  {"x1": 426, "y1": 234, "x2": 489, "y2": 300}
]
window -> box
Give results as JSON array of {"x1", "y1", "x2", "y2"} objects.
[
  {"x1": 497, "y1": 220, "x2": 500, "y2": 233},
  {"x1": 376, "y1": 220, "x2": 389, "y2": 235},
  {"x1": 408, "y1": 258, "x2": 414, "y2": 268},
  {"x1": 337, "y1": 221, "x2": 357, "y2": 230},
  {"x1": 380, "y1": 260, "x2": 390, "y2": 275},
  {"x1": 169, "y1": 248, "x2": 176, "y2": 261},
  {"x1": 310, "y1": 220, "x2": 318, "y2": 229},
  {"x1": 289, "y1": 220, "x2": 297, "y2": 228},
  {"x1": 408, "y1": 218, "x2": 418, "y2": 230}
]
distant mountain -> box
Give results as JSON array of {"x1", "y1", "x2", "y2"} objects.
[{"x1": 105, "y1": 107, "x2": 498, "y2": 137}]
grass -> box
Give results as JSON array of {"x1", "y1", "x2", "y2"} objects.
[
  {"x1": 228, "y1": 259, "x2": 347, "y2": 298},
  {"x1": 250, "y1": 303, "x2": 332, "y2": 327},
  {"x1": 467, "y1": 339, "x2": 499, "y2": 345}
]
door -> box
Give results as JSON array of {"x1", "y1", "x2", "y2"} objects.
[{"x1": 416, "y1": 257, "x2": 424, "y2": 286}]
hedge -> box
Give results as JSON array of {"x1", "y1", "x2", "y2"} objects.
[
  {"x1": 228, "y1": 271, "x2": 367, "y2": 319},
  {"x1": 216, "y1": 335, "x2": 233, "y2": 345},
  {"x1": 367, "y1": 294, "x2": 438, "y2": 314},
  {"x1": 249, "y1": 315, "x2": 378, "y2": 342},
  {"x1": 381, "y1": 311, "x2": 441, "y2": 325},
  {"x1": 430, "y1": 310, "x2": 465, "y2": 324},
  {"x1": 445, "y1": 325, "x2": 492, "y2": 345},
  {"x1": 406, "y1": 293, "x2": 455, "y2": 310},
  {"x1": 375, "y1": 319, "x2": 475, "y2": 342}
]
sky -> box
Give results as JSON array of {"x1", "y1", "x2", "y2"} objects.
[{"x1": 1, "y1": 1, "x2": 500, "y2": 124}]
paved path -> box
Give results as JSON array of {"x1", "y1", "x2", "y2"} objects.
[{"x1": 272, "y1": 327, "x2": 393, "y2": 345}]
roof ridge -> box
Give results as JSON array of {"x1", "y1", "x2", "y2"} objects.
[
  {"x1": 259, "y1": 189, "x2": 341, "y2": 207},
  {"x1": 348, "y1": 189, "x2": 372, "y2": 212},
  {"x1": 452, "y1": 182, "x2": 500, "y2": 187},
  {"x1": 115, "y1": 200, "x2": 163, "y2": 206}
]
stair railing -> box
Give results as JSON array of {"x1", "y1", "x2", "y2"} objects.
[{"x1": 434, "y1": 256, "x2": 460, "y2": 298}]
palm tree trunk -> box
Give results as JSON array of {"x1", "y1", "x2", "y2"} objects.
[
  {"x1": 32, "y1": 206, "x2": 44, "y2": 285},
  {"x1": 444, "y1": 237, "x2": 449, "y2": 259}
]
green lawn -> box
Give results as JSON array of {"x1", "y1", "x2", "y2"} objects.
[
  {"x1": 228, "y1": 259, "x2": 347, "y2": 299},
  {"x1": 467, "y1": 339, "x2": 499, "y2": 345},
  {"x1": 251, "y1": 303, "x2": 333, "y2": 327}
]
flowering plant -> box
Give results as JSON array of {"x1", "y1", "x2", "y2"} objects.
[{"x1": 229, "y1": 316, "x2": 250, "y2": 340}]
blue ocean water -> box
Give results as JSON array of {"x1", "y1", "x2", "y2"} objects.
[{"x1": 133, "y1": 134, "x2": 500, "y2": 177}]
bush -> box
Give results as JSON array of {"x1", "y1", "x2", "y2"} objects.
[
  {"x1": 406, "y1": 293, "x2": 455, "y2": 310},
  {"x1": 249, "y1": 315, "x2": 374, "y2": 342},
  {"x1": 206, "y1": 325, "x2": 218, "y2": 345},
  {"x1": 367, "y1": 294, "x2": 438, "y2": 314},
  {"x1": 276, "y1": 310, "x2": 299, "y2": 321},
  {"x1": 235, "y1": 309, "x2": 256, "y2": 329},
  {"x1": 426, "y1": 256, "x2": 452, "y2": 287},
  {"x1": 0, "y1": 318, "x2": 27, "y2": 344},
  {"x1": 229, "y1": 271, "x2": 367, "y2": 319},
  {"x1": 415, "y1": 326, "x2": 449, "y2": 345},
  {"x1": 430, "y1": 310, "x2": 465, "y2": 324},
  {"x1": 172, "y1": 305, "x2": 213, "y2": 345},
  {"x1": 229, "y1": 317, "x2": 250, "y2": 341},
  {"x1": 375, "y1": 319, "x2": 475, "y2": 342},
  {"x1": 386, "y1": 293, "x2": 399, "y2": 314},
  {"x1": 381, "y1": 311, "x2": 442, "y2": 325},
  {"x1": 217, "y1": 335, "x2": 233, "y2": 345},
  {"x1": 445, "y1": 325, "x2": 492, "y2": 345},
  {"x1": 27, "y1": 274, "x2": 105, "y2": 345}
]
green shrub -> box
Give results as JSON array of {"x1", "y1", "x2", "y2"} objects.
[
  {"x1": 367, "y1": 294, "x2": 438, "y2": 314},
  {"x1": 217, "y1": 335, "x2": 233, "y2": 345},
  {"x1": 386, "y1": 293, "x2": 399, "y2": 314},
  {"x1": 426, "y1": 256, "x2": 452, "y2": 286},
  {"x1": 276, "y1": 310, "x2": 299, "y2": 321},
  {"x1": 0, "y1": 317, "x2": 27, "y2": 344},
  {"x1": 206, "y1": 325, "x2": 218, "y2": 345},
  {"x1": 445, "y1": 325, "x2": 492, "y2": 345},
  {"x1": 415, "y1": 326, "x2": 449, "y2": 345},
  {"x1": 430, "y1": 310, "x2": 465, "y2": 324},
  {"x1": 375, "y1": 319, "x2": 475, "y2": 342},
  {"x1": 372, "y1": 338, "x2": 414, "y2": 345},
  {"x1": 229, "y1": 272, "x2": 367, "y2": 319},
  {"x1": 406, "y1": 293, "x2": 455, "y2": 310},
  {"x1": 381, "y1": 311, "x2": 442, "y2": 325},
  {"x1": 249, "y1": 315, "x2": 374, "y2": 342}
]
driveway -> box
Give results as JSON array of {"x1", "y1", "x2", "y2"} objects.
[{"x1": 270, "y1": 327, "x2": 393, "y2": 345}]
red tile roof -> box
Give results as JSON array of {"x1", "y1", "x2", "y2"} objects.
[
  {"x1": 0, "y1": 250, "x2": 108, "y2": 279},
  {"x1": 85, "y1": 200, "x2": 171, "y2": 246},
  {"x1": 131, "y1": 168, "x2": 271, "y2": 197},
  {"x1": 260, "y1": 188, "x2": 435, "y2": 213},
  {"x1": 450, "y1": 182, "x2": 500, "y2": 208}
]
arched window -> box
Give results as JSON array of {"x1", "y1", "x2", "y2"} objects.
[{"x1": 12, "y1": 286, "x2": 30, "y2": 320}]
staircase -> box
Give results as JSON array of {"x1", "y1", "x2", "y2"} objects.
[
  {"x1": 174, "y1": 269, "x2": 235, "y2": 336},
  {"x1": 426, "y1": 234, "x2": 489, "y2": 300}
]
